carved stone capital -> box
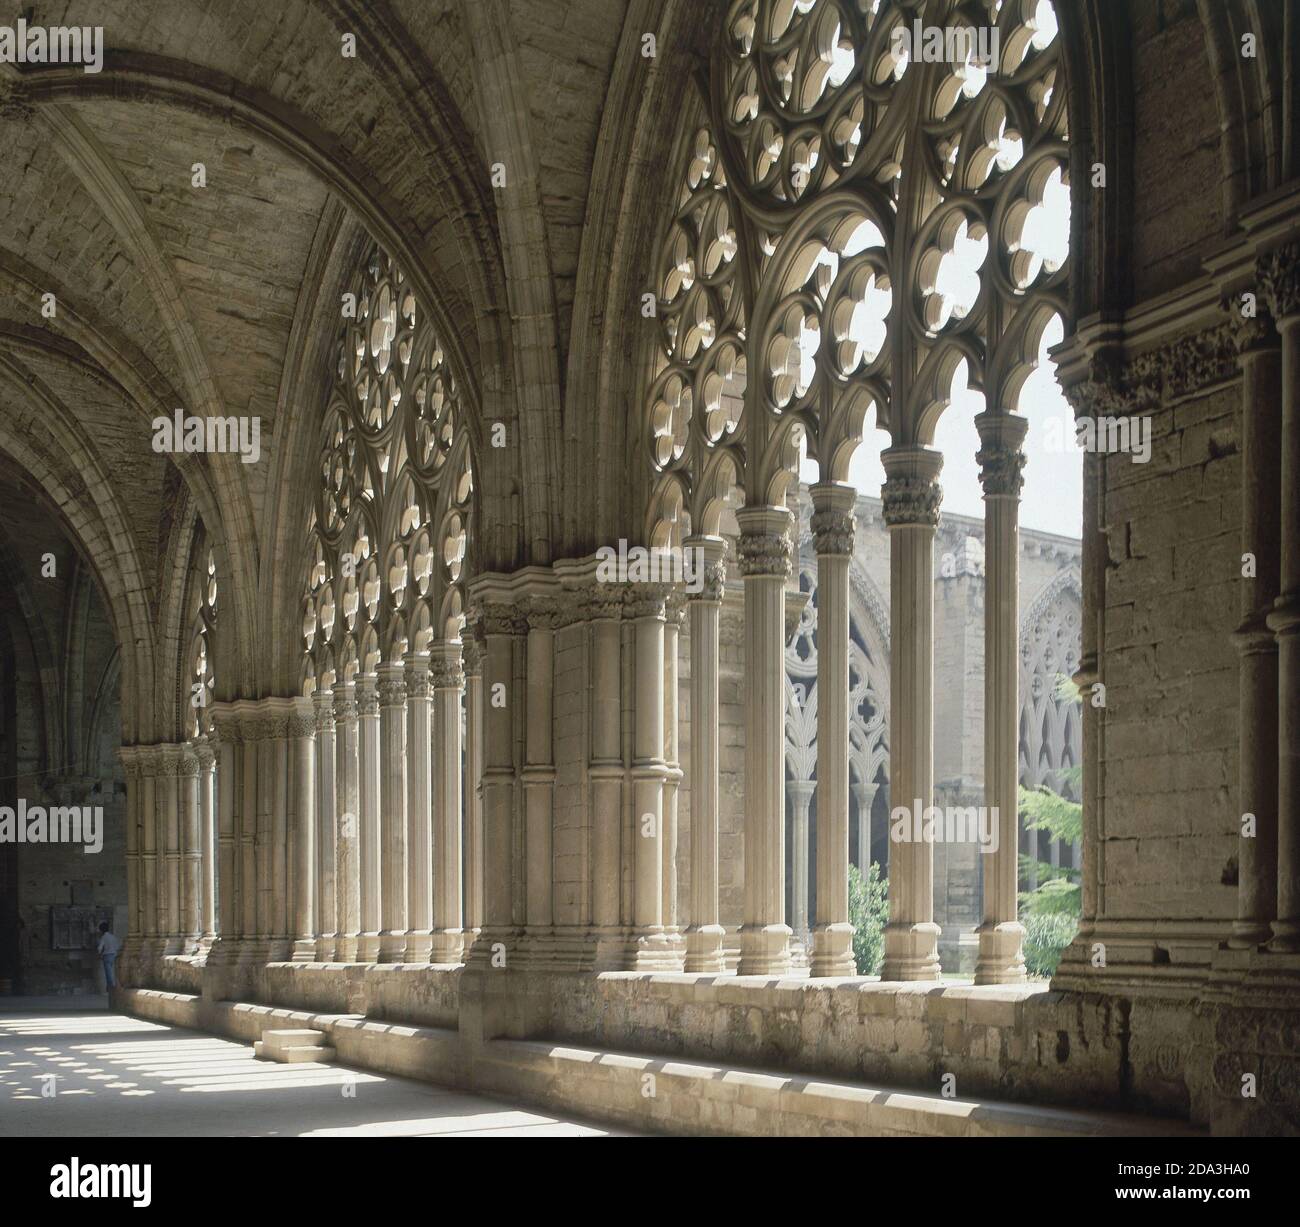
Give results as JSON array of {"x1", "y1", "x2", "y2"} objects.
[
  {"x1": 431, "y1": 653, "x2": 466, "y2": 690},
  {"x1": 881, "y1": 475, "x2": 941, "y2": 528},
  {"x1": 287, "y1": 711, "x2": 317, "y2": 738},
  {"x1": 478, "y1": 599, "x2": 527, "y2": 636},
  {"x1": 333, "y1": 688, "x2": 358, "y2": 723},
  {"x1": 1221, "y1": 294, "x2": 1278, "y2": 355},
  {"x1": 404, "y1": 658, "x2": 432, "y2": 699},
  {"x1": 354, "y1": 679, "x2": 380, "y2": 718},
  {"x1": 624, "y1": 583, "x2": 671, "y2": 620},
  {"x1": 195, "y1": 740, "x2": 217, "y2": 770},
  {"x1": 178, "y1": 748, "x2": 201, "y2": 777},
  {"x1": 461, "y1": 636, "x2": 484, "y2": 675},
  {"x1": 376, "y1": 671, "x2": 406, "y2": 709},
  {"x1": 1259, "y1": 241, "x2": 1300, "y2": 322},
  {"x1": 811, "y1": 507, "x2": 855, "y2": 556}
]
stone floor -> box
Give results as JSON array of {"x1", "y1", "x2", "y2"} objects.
[{"x1": 0, "y1": 1001, "x2": 631, "y2": 1137}]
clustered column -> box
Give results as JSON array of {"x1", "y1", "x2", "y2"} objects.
[{"x1": 432, "y1": 641, "x2": 466, "y2": 964}]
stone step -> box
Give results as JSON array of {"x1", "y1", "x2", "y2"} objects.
[{"x1": 254, "y1": 1028, "x2": 336, "y2": 1064}]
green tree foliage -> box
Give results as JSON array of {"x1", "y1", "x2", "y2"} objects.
[
  {"x1": 848, "y1": 862, "x2": 889, "y2": 975},
  {"x1": 1017, "y1": 672, "x2": 1083, "y2": 976}
]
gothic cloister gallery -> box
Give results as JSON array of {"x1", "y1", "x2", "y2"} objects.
[{"x1": 0, "y1": 0, "x2": 1298, "y2": 1160}]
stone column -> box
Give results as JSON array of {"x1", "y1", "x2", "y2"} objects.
[
  {"x1": 377, "y1": 663, "x2": 408, "y2": 961},
  {"x1": 471, "y1": 601, "x2": 522, "y2": 965},
  {"x1": 404, "y1": 653, "x2": 434, "y2": 963},
  {"x1": 880, "y1": 446, "x2": 943, "y2": 981},
  {"x1": 662, "y1": 595, "x2": 684, "y2": 943},
  {"x1": 267, "y1": 706, "x2": 292, "y2": 960},
  {"x1": 355, "y1": 675, "x2": 383, "y2": 963},
  {"x1": 523, "y1": 600, "x2": 556, "y2": 953},
  {"x1": 1228, "y1": 309, "x2": 1281, "y2": 947},
  {"x1": 209, "y1": 711, "x2": 242, "y2": 960},
  {"x1": 788, "y1": 779, "x2": 815, "y2": 948},
  {"x1": 178, "y1": 745, "x2": 202, "y2": 954},
  {"x1": 629, "y1": 585, "x2": 672, "y2": 967},
  {"x1": 313, "y1": 690, "x2": 337, "y2": 961},
  {"x1": 588, "y1": 589, "x2": 626, "y2": 967},
  {"x1": 463, "y1": 635, "x2": 485, "y2": 948},
  {"x1": 432, "y1": 641, "x2": 466, "y2": 964},
  {"x1": 1263, "y1": 245, "x2": 1300, "y2": 952},
  {"x1": 238, "y1": 710, "x2": 259, "y2": 949},
  {"x1": 737, "y1": 506, "x2": 794, "y2": 976},
  {"x1": 290, "y1": 699, "x2": 317, "y2": 962},
  {"x1": 159, "y1": 746, "x2": 183, "y2": 955},
  {"x1": 685, "y1": 540, "x2": 726, "y2": 972},
  {"x1": 195, "y1": 738, "x2": 217, "y2": 948},
  {"x1": 975, "y1": 411, "x2": 1029, "y2": 984},
  {"x1": 139, "y1": 748, "x2": 162, "y2": 957},
  {"x1": 333, "y1": 683, "x2": 360, "y2": 963},
  {"x1": 853, "y1": 780, "x2": 878, "y2": 873},
  {"x1": 119, "y1": 747, "x2": 143, "y2": 961},
  {"x1": 810, "y1": 482, "x2": 857, "y2": 976}
]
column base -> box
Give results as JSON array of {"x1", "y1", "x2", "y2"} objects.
[
  {"x1": 1266, "y1": 921, "x2": 1300, "y2": 954},
  {"x1": 334, "y1": 935, "x2": 359, "y2": 963},
  {"x1": 1227, "y1": 920, "x2": 1274, "y2": 950},
  {"x1": 737, "y1": 923, "x2": 793, "y2": 976},
  {"x1": 404, "y1": 932, "x2": 434, "y2": 963},
  {"x1": 291, "y1": 939, "x2": 318, "y2": 962},
  {"x1": 974, "y1": 921, "x2": 1027, "y2": 985},
  {"x1": 356, "y1": 934, "x2": 381, "y2": 963},
  {"x1": 684, "y1": 924, "x2": 727, "y2": 973},
  {"x1": 430, "y1": 930, "x2": 465, "y2": 965},
  {"x1": 378, "y1": 933, "x2": 409, "y2": 963},
  {"x1": 810, "y1": 923, "x2": 857, "y2": 978},
  {"x1": 629, "y1": 930, "x2": 686, "y2": 972},
  {"x1": 317, "y1": 935, "x2": 337, "y2": 962},
  {"x1": 880, "y1": 921, "x2": 942, "y2": 981}
]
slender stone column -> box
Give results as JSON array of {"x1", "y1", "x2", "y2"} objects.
[
  {"x1": 432, "y1": 641, "x2": 466, "y2": 964},
  {"x1": 333, "y1": 683, "x2": 360, "y2": 962},
  {"x1": 178, "y1": 746, "x2": 202, "y2": 954},
  {"x1": 737, "y1": 506, "x2": 794, "y2": 976},
  {"x1": 289, "y1": 699, "x2": 317, "y2": 962},
  {"x1": 587, "y1": 589, "x2": 626, "y2": 967},
  {"x1": 853, "y1": 781, "x2": 878, "y2": 873},
  {"x1": 685, "y1": 540, "x2": 726, "y2": 972},
  {"x1": 662, "y1": 596, "x2": 684, "y2": 944},
  {"x1": 139, "y1": 749, "x2": 162, "y2": 956},
  {"x1": 463, "y1": 635, "x2": 485, "y2": 948},
  {"x1": 1263, "y1": 245, "x2": 1300, "y2": 951},
  {"x1": 630, "y1": 585, "x2": 671, "y2": 966},
  {"x1": 159, "y1": 746, "x2": 183, "y2": 955},
  {"x1": 313, "y1": 690, "x2": 337, "y2": 961},
  {"x1": 267, "y1": 707, "x2": 292, "y2": 960},
  {"x1": 377, "y1": 662, "x2": 408, "y2": 961},
  {"x1": 523, "y1": 600, "x2": 557, "y2": 952},
  {"x1": 1228, "y1": 310, "x2": 1282, "y2": 947},
  {"x1": 355, "y1": 675, "x2": 383, "y2": 962},
  {"x1": 810, "y1": 482, "x2": 857, "y2": 976},
  {"x1": 880, "y1": 446, "x2": 943, "y2": 981},
  {"x1": 404, "y1": 654, "x2": 434, "y2": 962},
  {"x1": 209, "y1": 711, "x2": 242, "y2": 960},
  {"x1": 471, "y1": 600, "x2": 523, "y2": 965},
  {"x1": 118, "y1": 748, "x2": 143, "y2": 961},
  {"x1": 788, "y1": 779, "x2": 815, "y2": 948},
  {"x1": 238, "y1": 711, "x2": 259, "y2": 948},
  {"x1": 975, "y1": 411, "x2": 1029, "y2": 984},
  {"x1": 195, "y1": 738, "x2": 217, "y2": 948}
]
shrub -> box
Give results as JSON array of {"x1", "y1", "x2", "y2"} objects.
[{"x1": 848, "y1": 861, "x2": 889, "y2": 975}]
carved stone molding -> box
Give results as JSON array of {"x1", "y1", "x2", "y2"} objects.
[{"x1": 477, "y1": 600, "x2": 527, "y2": 636}]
